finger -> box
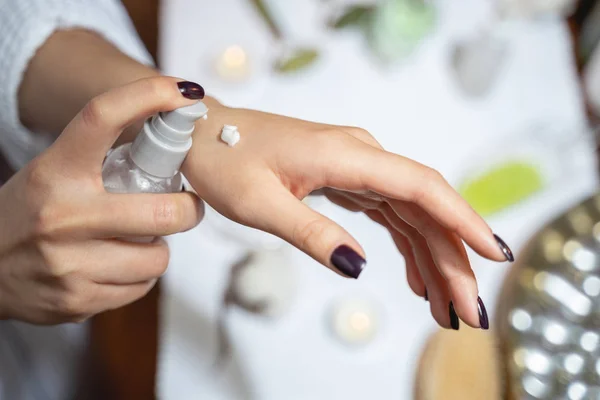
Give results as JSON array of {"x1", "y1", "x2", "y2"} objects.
[
  {"x1": 88, "y1": 191, "x2": 204, "y2": 237},
  {"x1": 324, "y1": 188, "x2": 383, "y2": 210},
  {"x1": 323, "y1": 189, "x2": 365, "y2": 212},
  {"x1": 338, "y1": 126, "x2": 384, "y2": 149},
  {"x1": 89, "y1": 238, "x2": 171, "y2": 284},
  {"x1": 88, "y1": 280, "x2": 157, "y2": 315},
  {"x1": 51, "y1": 76, "x2": 201, "y2": 171},
  {"x1": 250, "y1": 187, "x2": 366, "y2": 279},
  {"x1": 327, "y1": 189, "x2": 481, "y2": 327},
  {"x1": 46, "y1": 239, "x2": 171, "y2": 284},
  {"x1": 363, "y1": 210, "x2": 425, "y2": 298},
  {"x1": 315, "y1": 136, "x2": 506, "y2": 262},
  {"x1": 387, "y1": 200, "x2": 480, "y2": 328},
  {"x1": 325, "y1": 189, "x2": 426, "y2": 297},
  {"x1": 391, "y1": 231, "x2": 426, "y2": 298},
  {"x1": 377, "y1": 205, "x2": 452, "y2": 329},
  {"x1": 326, "y1": 190, "x2": 427, "y2": 298}
]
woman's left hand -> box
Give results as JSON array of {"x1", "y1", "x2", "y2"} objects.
[{"x1": 182, "y1": 99, "x2": 513, "y2": 331}]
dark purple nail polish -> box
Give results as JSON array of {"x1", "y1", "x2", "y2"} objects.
[
  {"x1": 424, "y1": 289, "x2": 428, "y2": 301},
  {"x1": 449, "y1": 302, "x2": 459, "y2": 330},
  {"x1": 494, "y1": 233, "x2": 514, "y2": 262},
  {"x1": 478, "y1": 296, "x2": 489, "y2": 330},
  {"x1": 177, "y1": 81, "x2": 205, "y2": 99},
  {"x1": 330, "y1": 245, "x2": 365, "y2": 279}
]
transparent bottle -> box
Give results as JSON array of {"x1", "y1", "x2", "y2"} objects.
[
  {"x1": 102, "y1": 101, "x2": 209, "y2": 239},
  {"x1": 102, "y1": 144, "x2": 183, "y2": 194}
]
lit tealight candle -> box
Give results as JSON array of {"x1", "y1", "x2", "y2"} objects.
[
  {"x1": 329, "y1": 297, "x2": 379, "y2": 346},
  {"x1": 215, "y1": 45, "x2": 251, "y2": 81}
]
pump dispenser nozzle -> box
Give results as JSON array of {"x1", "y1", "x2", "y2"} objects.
[
  {"x1": 130, "y1": 101, "x2": 208, "y2": 178},
  {"x1": 159, "y1": 102, "x2": 208, "y2": 134}
]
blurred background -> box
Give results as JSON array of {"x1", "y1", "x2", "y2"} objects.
[{"x1": 87, "y1": 0, "x2": 600, "y2": 399}]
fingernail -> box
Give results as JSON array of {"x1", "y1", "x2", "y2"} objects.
[
  {"x1": 478, "y1": 296, "x2": 489, "y2": 330},
  {"x1": 449, "y1": 302, "x2": 459, "y2": 330},
  {"x1": 330, "y1": 245, "x2": 366, "y2": 279},
  {"x1": 424, "y1": 289, "x2": 428, "y2": 301},
  {"x1": 177, "y1": 81, "x2": 205, "y2": 99},
  {"x1": 494, "y1": 233, "x2": 514, "y2": 262}
]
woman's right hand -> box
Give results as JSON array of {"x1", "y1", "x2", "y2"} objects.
[{"x1": 0, "y1": 77, "x2": 204, "y2": 324}]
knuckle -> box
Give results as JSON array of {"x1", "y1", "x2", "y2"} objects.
[
  {"x1": 420, "y1": 166, "x2": 444, "y2": 185},
  {"x1": 55, "y1": 290, "x2": 87, "y2": 318},
  {"x1": 23, "y1": 158, "x2": 51, "y2": 190},
  {"x1": 411, "y1": 167, "x2": 444, "y2": 204},
  {"x1": 39, "y1": 243, "x2": 71, "y2": 277},
  {"x1": 292, "y1": 218, "x2": 331, "y2": 250},
  {"x1": 426, "y1": 167, "x2": 445, "y2": 182},
  {"x1": 152, "y1": 198, "x2": 179, "y2": 232},
  {"x1": 81, "y1": 97, "x2": 107, "y2": 129},
  {"x1": 445, "y1": 268, "x2": 475, "y2": 287},
  {"x1": 31, "y1": 201, "x2": 63, "y2": 238},
  {"x1": 346, "y1": 126, "x2": 368, "y2": 137},
  {"x1": 144, "y1": 77, "x2": 177, "y2": 103},
  {"x1": 345, "y1": 127, "x2": 382, "y2": 148}
]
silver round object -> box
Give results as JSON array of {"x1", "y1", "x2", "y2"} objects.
[{"x1": 497, "y1": 193, "x2": 600, "y2": 399}]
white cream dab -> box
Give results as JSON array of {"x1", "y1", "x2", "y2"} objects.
[{"x1": 220, "y1": 125, "x2": 240, "y2": 147}]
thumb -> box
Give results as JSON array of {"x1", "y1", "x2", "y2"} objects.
[
  {"x1": 49, "y1": 76, "x2": 204, "y2": 172},
  {"x1": 252, "y1": 189, "x2": 366, "y2": 279}
]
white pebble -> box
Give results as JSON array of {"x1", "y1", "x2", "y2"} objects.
[{"x1": 221, "y1": 125, "x2": 240, "y2": 147}]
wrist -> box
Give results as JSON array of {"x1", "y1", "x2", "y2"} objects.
[{"x1": 181, "y1": 96, "x2": 228, "y2": 178}]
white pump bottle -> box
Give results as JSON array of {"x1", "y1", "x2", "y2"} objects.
[{"x1": 102, "y1": 101, "x2": 208, "y2": 195}]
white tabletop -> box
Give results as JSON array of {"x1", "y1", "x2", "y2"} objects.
[{"x1": 158, "y1": 1, "x2": 598, "y2": 399}]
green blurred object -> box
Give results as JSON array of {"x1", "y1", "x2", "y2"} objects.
[
  {"x1": 459, "y1": 160, "x2": 545, "y2": 217},
  {"x1": 250, "y1": 0, "x2": 282, "y2": 39},
  {"x1": 274, "y1": 48, "x2": 320, "y2": 73},
  {"x1": 369, "y1": 0, "x2": 436, "y2": 62},
  {"x1": 250, "y1": 0, "x2": 319, "y2": 74},
  {"x1": 330, "y1": 5, "x2": 374, "y2": 29}
]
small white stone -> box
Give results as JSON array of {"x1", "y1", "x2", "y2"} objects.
[
  {"x1": 221, "y1": 125, "x2": 240, "y2": 147},
  {"x1": 202, "y1": 114, "x2": 208, "y2": 120}
]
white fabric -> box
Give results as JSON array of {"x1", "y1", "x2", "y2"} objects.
[
  {"x1": 0, "y1": 1, "x2": 153, "y2": 399},
  {"x1": 0, "y1": 0, "x2": 153, "y2": 170}
]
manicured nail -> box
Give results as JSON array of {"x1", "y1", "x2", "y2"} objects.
[
  {"x1": 494, "y1": 233, "x2": 514, "y2": 262},
  {"x1": 330, "y1": 245, "x2": 366, "y2": 279},
  {"x1": 177, "y1": 81, "x2": 205, "y2": 99},
  {"x1": 424, "y1": 289, "x2": 428, "y2": 301},
  {"x1": 478, "y1": 296, "x2": 489, "y2": 330},
  {"x1": 449, "y1": 302, "x2": 459, "y2": 330}
]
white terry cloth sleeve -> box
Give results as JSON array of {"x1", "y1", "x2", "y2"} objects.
[{"x1": 0, "y1": 0, "x2": 154, "y2": 169}]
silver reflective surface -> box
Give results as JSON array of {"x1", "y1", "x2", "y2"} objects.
[{"x1": 497, "y1": 194, "x2": 600, "y2": 399}]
